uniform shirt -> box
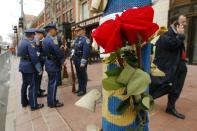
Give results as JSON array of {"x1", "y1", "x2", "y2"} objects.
[
  {"x1": 42, "y1": 35, "x2": 65, "y2": 72},
  {"x1": 18, "y1": 38, "x2": 42, "y2": 73},
  {"x1": 73, "y1": 36, "x2": 90, "y2": 64}
]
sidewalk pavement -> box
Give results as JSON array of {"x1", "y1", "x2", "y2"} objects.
[
  {"x1": 5, "y1": 58, "x2": 197, "y2": 131},
  {"x1": 149, "y1": 65, "x2": 197, "y2": 131}
]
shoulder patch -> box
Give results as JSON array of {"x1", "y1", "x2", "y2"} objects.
[
  {"x1": 53, "y1": 39, "x2": 59, "y2": 45},
  {"x1": 86, "y1": 38, "x2": 90, "y2": 44}
]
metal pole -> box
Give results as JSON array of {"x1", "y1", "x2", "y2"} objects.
[
  {"x1": 16, "y1": 32, "x2": 19, "y2": 47},
  {"x1": 21, "y1": 0, "x2": 26, "y2": 30}
]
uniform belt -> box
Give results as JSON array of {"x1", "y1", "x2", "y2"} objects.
[
  {"x1": 75, "y1": 52, "x2": 83, "y2": 58},
  {"x1": 47, "y1": 55, "x2": 61, "y2": 65},
  {"x1": 47, "y1": 55, "x2": 56, "y2": 60}
]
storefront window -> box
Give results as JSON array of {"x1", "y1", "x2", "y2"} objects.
[
  {"x1": 66, "y1": 11, "x2": 69, "y2": 22},
  {"x1": 81, "y1": 2, "x2": 89, "y2": 20},
  {"x1": 56, "y1": 1, "x2": 61, "y2": 12},
  {"x1": 70, "y1": 9, "x2": 73, "y2": 22}
]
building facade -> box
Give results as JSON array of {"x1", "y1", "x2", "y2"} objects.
[
  {"x1": 169, "y1": 0, "x2": 197, "y2": 64},
  {"x1": 30, "y1": 10, "x2": 45, "y2": 29},
  {"x1": 153, "y1": 0, "x2": 170, "y2": 27},
  {"x1": 31, "y1": 0, "x2": 101, "y2": 36},
  {"x1": 30, "y1": 0, "x2": 197, "y2": 64},
  {"x1": 25, "y1": 14, "x2": 36, "y2": 28}
]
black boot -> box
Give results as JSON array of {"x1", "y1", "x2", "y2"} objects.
[
  {"x1": 166, "y1": 108, "x2": 185, "y2": 119},
  {"x1": 77, "y1": 91, "x2": 86, "y2": 96},
  {"x1": 22, "y1": 101, "x2": 29, "y2": 107},
  {"x1": 48, "y1": 100, "x2": 64, "y2": 108},
  {"x1": 31, "y1": 104, "x2": 44, "y2": 111}
]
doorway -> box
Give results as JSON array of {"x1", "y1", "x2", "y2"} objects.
[{"x1": 187, "y1": 16, "x2": 197, "y2": 64}]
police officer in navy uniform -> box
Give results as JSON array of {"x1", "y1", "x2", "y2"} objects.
[
  {"x1": 42, "y1": 24, "x2": 65, "y2": 108},
  {"x1": 73, "y1": 26, "x2": 90, "y2": 96},
  {"x1": 18, "y1": 29, "x2": 44, "y2": 111},
  {"x1": 56, "y1": 34, "x2": 64, "y2": 86},
  {"x1": 35, "y1": 29, "x2": 47, "y2": 97}
]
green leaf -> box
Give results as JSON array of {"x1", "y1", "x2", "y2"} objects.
[
  {"x1": 109, "y1": 52, "x2": 119, "y2": 61},
  {"x1": 121, "y1": 45, "x2": 132, "y2": 52},
  {"x1": 126, "y1": 128, "x2": 135, "y2": 131},
  {"x1": 127, "y1": 69, "x2": 151, "y2": 96},
  {"x1": 117, "y1": 65, "x2": 136, "y2": 85},
  {"x1": 137, "y1": 125, "x2": 144, "y2": 131},
  {"x1": 142, "y1": 96, "x2": 150, "y2": 109},
  {"x1": 116, "y1": 97, "x2": 130, "y2": 114},
  {"x1": 102, "y1": 52, "x2": 118, "y2": 64},
  {"x1": 134, "y1": 95, "x2": 142, "y2": 104},
  {"x1": 123, "y1": 51, "x2": 138, "y2": 68},
  {"x1": 142, "y1": 95, "x2": 154, "y2": 111},
  {"x1": 102, "y1": 76, "x2": 124, "y2": 91},
  {"x1": 105, "y1": 67, "x2": 122, "y2": 77}
]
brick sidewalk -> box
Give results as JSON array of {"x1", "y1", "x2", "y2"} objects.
[
  {"x1": 5, "y1": 58, "x2": 197, "y2": 131},
  {"x1": 149, "y1": 65, "x2": 197, "y2": 131},
  {"x1": 5, "y1": 58, "x2": 102, "y2": 131}
]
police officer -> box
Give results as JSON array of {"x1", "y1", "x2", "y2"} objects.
[
  {"x1": 73, "y1": 26, "x2": 90, "y2": 96},
  {"x1": 42, "y1": 24, "x2": 65, "y2": 108},
  {"x1": 18, "y1": 29, "x2": 44, "y2": 111},
  {"x1": 35, "y1": 29, "x2": 47, "y2": 97},
  {"x1": 56, "y1": 34, "x2": 64, "y2": 86}
]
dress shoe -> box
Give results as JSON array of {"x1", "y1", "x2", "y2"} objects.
[
  {"x1": 166, "y1": 108, "x2": 185, "y2": 119},
  {"x1": 77, "y1": 91, "x2": 86, "y2": 96},
  {"x1": 39, "y1": 89, "x2": 46, "y2": 93},
  {"x1": 37, "y1": 92, "x2": 47, "y2": 98},
  {"x1": 57, "y1": 81, "x2": 62, "y2": 86},
  {"x1": 48, "y1": 101, "x2": 64, "y2": 108},
  {"x1": 22, "y1": 101, "x2": 29, "y2": 107},
  {"x1": 31, "y1": 104, "x2": 44, "y2": 111}
]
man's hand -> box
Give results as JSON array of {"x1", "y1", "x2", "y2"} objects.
[
  {"x1": 176, "y1": 24, "x2": 184, "y2": 35},
  {"x1": 80, "y1": 64, "x2": 85, "y2": 68}
]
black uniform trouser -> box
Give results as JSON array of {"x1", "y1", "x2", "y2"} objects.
[
  {"x1": 35, "y1": 63, "x2": 44, "y2": 94},
  {"x1": 47, "y1": 71, "x2": 58, "y2": 106},
  {"x1": 57, "y1": 66, "x2": 62, "y2": 86},
  {"x1": 167, "y1": 61, "x2": 187, "y2": 109},
  {"x1": 74, "y1": 58, "x2": 88, "y2": 93},
  {"x1": 21, "y1": 72, "x2": 37, "y2": 108}
]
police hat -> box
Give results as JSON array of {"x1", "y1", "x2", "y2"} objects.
[
  {"x1": 44, "y1": 23, "x2": 57, "y2": 31},
  {"x1": 75, "y1": 26, "x2": 84, "y2": 31},
  {"x1": 24, "y1": 28, "x2": 37, "y2": 34},
  {"x1": 35, "y1": 29, "x2": 46, "y2": 34}
]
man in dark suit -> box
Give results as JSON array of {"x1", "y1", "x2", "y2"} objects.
[{"x1": 150, "y1": 14, "x2": 187, "y2": 119}]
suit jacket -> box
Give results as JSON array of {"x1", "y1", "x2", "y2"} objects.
[{"x1": 153, "y1": 26, "x2": 185, "y2": 85}]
